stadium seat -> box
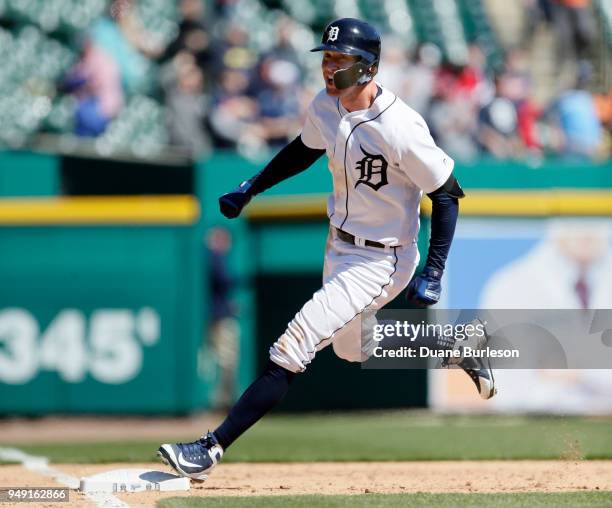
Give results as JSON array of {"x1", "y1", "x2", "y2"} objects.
[
  {"x1": 2, "y1": 0, "x2": 106, "y2": 34},
  {"x1": 406, "y1": 0, "x2": 446, "y2": 52},
  {"x1": 358, "y1": 0, "x2": 392, "y2": 31},
  {"x1": 455, "y1": 0, "x2": 505, "y2": 71},
  {"x1": 0, "y1": 25, "x2": 76, "y2": 146},
  {"x1": 94, "y1": 95, "x2": 168, "y2": 158},
  {"x1": 134, "y1": 0, "x2": 179, "y2": 49}
]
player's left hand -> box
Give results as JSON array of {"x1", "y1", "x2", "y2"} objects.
[
  {"x1": 406, "y1": 266, "x2": 442, "y2": 307},
  {"x1": 219, "y1": 180, "x2": 254, "y2": 219}
]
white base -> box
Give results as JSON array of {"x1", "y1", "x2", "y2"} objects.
[{"x1": 79, "y1": 469, "x2": 190, "y2": 493}]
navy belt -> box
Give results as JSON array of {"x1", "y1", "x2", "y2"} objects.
[{"x1": 335, "y1": 228, "x2": 386, "y2": 249}]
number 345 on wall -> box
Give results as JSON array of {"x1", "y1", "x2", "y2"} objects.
[{"x1": 0, "y1": 308, "x2": 160, "y2": 385}]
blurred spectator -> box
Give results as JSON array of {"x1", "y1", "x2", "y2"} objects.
[
  {"x1": 62, "y1": 37, "x2": 123, "y2": 137},
  {"x1": 593, "y1": 90, "x2": 612, "y2": 158},
  {"x1": 516, "y1": 97, "x2": 542, "y2": 155},
  {"x1": 207, "y1": 226, "x2": 236, "y2": 334},
  {"x1": 202, "y1": 227, "x2": 240, "y2": 409},
  {"x1": 522, "y1": 0, "x2": 555, "y2": 44},
  {"x1": 204, "y1": 20, "x2": 263, "y2": 154},
  {"x1": 593, "y1": 90, "x2": 612, "y2": 133},
  {"x1": 376, "y1": 38, "x2": 413, "y2": 105},
  {"x1": 265, "y1": 14, "x2": 303, "y2": 69},
  {"x1": 397, "y1": 43, "x2": 441, "y2": 116},
  {"x1": 504, "y1": 49, "x2": 543, "y2": 154},
  {"x1": 459, "y1": 44, "x2": 494, "y2": 107},
  {"x1": 208, "y1": 68, "x2": 260, "y2": 151},
  {"x1": 251, "y1": 55, "x2": 302, "y2": 148},
  {"x1": 213, "y1": 0, "x2": 241, "y2": 19},
  {"x1": 2, "y1": 0, "x2": 607, "y2": 162},
  {"x1": 89, "y1": 19, "x2": 149, "y2": 94},
  {"x1": 551, "y1": 0, "x2": 596, "y2": 67},
  {"x1": 426, "y1": 47, "x2": 493, "y2": 162},
  {"x1": 427, "y1": 72, "x2": 480, "y2": 162},
  {"x1": 210, "y1": 22, "x2": 258, "y2": 81},
  {"x1": 162, "y1": 52, "x2": 212, "y2": 157},
  {"x1": 111, "y1": 0, "x2": 165, "y2": 59},
  {"x1": 477, "y1": 73, "x2": 526, "y2": 159},
  {"x1": 89, "y1": 0, "x2": 163, "y2": 94},
  {"x1": 547, "y1": 64, "x2": 603, "y2": 159},
  {"x1": 163, "y1": 0, "x2": 212, "y2": 73},
  {"x1": 430, "y1": 49, "x2": 490, "y2": 112}
]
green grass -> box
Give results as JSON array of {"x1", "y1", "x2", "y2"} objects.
[
  {"x1": 3, "y1": 414, "x2": 612, "y2": 463},
  {"x1": 157, "y1": 491, "x2": 612, "y2": 508}
]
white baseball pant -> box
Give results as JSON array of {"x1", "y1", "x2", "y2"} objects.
[{"x1": 269, "y1": 227, "x2": 419, "y2": 372}]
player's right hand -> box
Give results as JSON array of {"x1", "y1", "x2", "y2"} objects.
[
  {"x1": 219, "y1": 181, "x2": 254, "y2": 219},
  {"x1": 406, "y1": 266, "x2": 442, "y2": 307}
]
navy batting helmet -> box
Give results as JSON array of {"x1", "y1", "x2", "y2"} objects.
[{"x1": 311, "y1": 18, "x2": 381, "y2": 89}]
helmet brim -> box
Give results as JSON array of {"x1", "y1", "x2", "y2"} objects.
[
  {"x1": 311, "y1": 42, "x2": 363, "y2": 53},
  {"x1": 310, "y1": 43, "x2": 333, "y2": 52},
  {"x1": 310, "y1": 43, "x2": 377, "y2": 65}
]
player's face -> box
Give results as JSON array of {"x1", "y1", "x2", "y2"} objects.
[{"x1": 321, "y1": 51, "x2": 359, "y2": 96}]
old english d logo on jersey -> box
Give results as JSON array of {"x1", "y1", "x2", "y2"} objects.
[
  {"x1": 354, "y1": 145, "x2": 388, "y2": 191},
  {"x1": 327, "y1": 26, "x2": 339, "y2": 42}
]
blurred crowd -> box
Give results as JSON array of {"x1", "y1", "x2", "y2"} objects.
[
  {"x1": 385, "y1": 42, "x2": 609, "y2": 162},
  {"x1": 62, "y1": 0, "x2": 610, "y2": 162}
]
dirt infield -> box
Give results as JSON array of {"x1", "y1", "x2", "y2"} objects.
[{"x1": 1, "y1": 460, "x2": 611, "y2": 507}]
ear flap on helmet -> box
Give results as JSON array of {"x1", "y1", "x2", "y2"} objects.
[{"x1": 332, "y1": 61, "x2": 377, "y2": 89}]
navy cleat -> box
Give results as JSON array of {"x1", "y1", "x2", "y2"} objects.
[
  {"x1": 157, "y1": 432, "x2": 223, "y2": 481},
  {"x1": 444, "y1": 319, "x2": 498, "y2": 400}
]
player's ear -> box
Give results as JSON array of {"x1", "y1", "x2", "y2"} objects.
[{"x1": 369, "y1": 64, "x2": 379, "y2": 77}]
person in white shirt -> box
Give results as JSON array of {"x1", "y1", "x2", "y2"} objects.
[{"x1": 159, "y1": 18, "x2": 495, "y2": 482}]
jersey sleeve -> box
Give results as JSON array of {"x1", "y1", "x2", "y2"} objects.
[
  {"x1": 300, "y1": 100, "x2": 326, "y2": 150},
  {"x1": 396, "y1": 116, "x2": 454, "y2": 194}
]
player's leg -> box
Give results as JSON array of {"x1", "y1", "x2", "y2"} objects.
[
  {"x1": 325, "y1": 245, "x2": 484, "y2": 367},
  {"x1": 324, "y1": 242, "x2": 497, "y2": 399},
  {"x1": 159, "y1": 237, "x2": 409, "y2": 481},
  {"x1": 214, "y1": 225, "x2": 334, "y2": 442},
  {"x1": 157, "y1": 231, "x2": 339, "y2": 481},
  {"x1": 213, "y1": 226, "x2": 335, "y2": 452},
  {"x1": 212, "y1": 238, "x2": 414, "y2": 451},
  {"x1": 208, "y1": 237, "x2": 410, "y2": 454},
  {"x1": 158, "y1": 357, "x2": 295, "y2": 481},
  {"x1": 270, "y1": 236, "x2": 419, "y2": 371},
  {"x1": 329, "y1": 240, "x2": 418, "y2": 363}
]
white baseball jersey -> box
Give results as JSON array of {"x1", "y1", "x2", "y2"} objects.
[
  {"x1": 269, "y1": 83, "x2": 453, "y2": 373},
  {"x1": 300, "y1": 84, "x2": 454, "y2": 246}
]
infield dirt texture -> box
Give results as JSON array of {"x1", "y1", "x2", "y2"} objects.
[{"x1": 1, "y1": 413, "x2": 611, "y2": 507}]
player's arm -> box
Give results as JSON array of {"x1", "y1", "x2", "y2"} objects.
[
  {"x1": 406, "y1": 174, "x2": 465, "y2": 307},
  {"x1": 219, "y1": 136, "x2": 326, "y2": 218}
]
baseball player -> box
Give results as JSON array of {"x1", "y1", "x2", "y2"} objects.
[{"x1": 159, "y1": 18, "x2": 496, "y2": 481}]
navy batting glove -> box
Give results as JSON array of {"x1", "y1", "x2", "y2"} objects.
[
  {"x1": 406, "y1": 266, "x2": 443, "y2": 307},
  {"x1": 219, "y1": 180, "x2": 254, "y2": 219}
]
